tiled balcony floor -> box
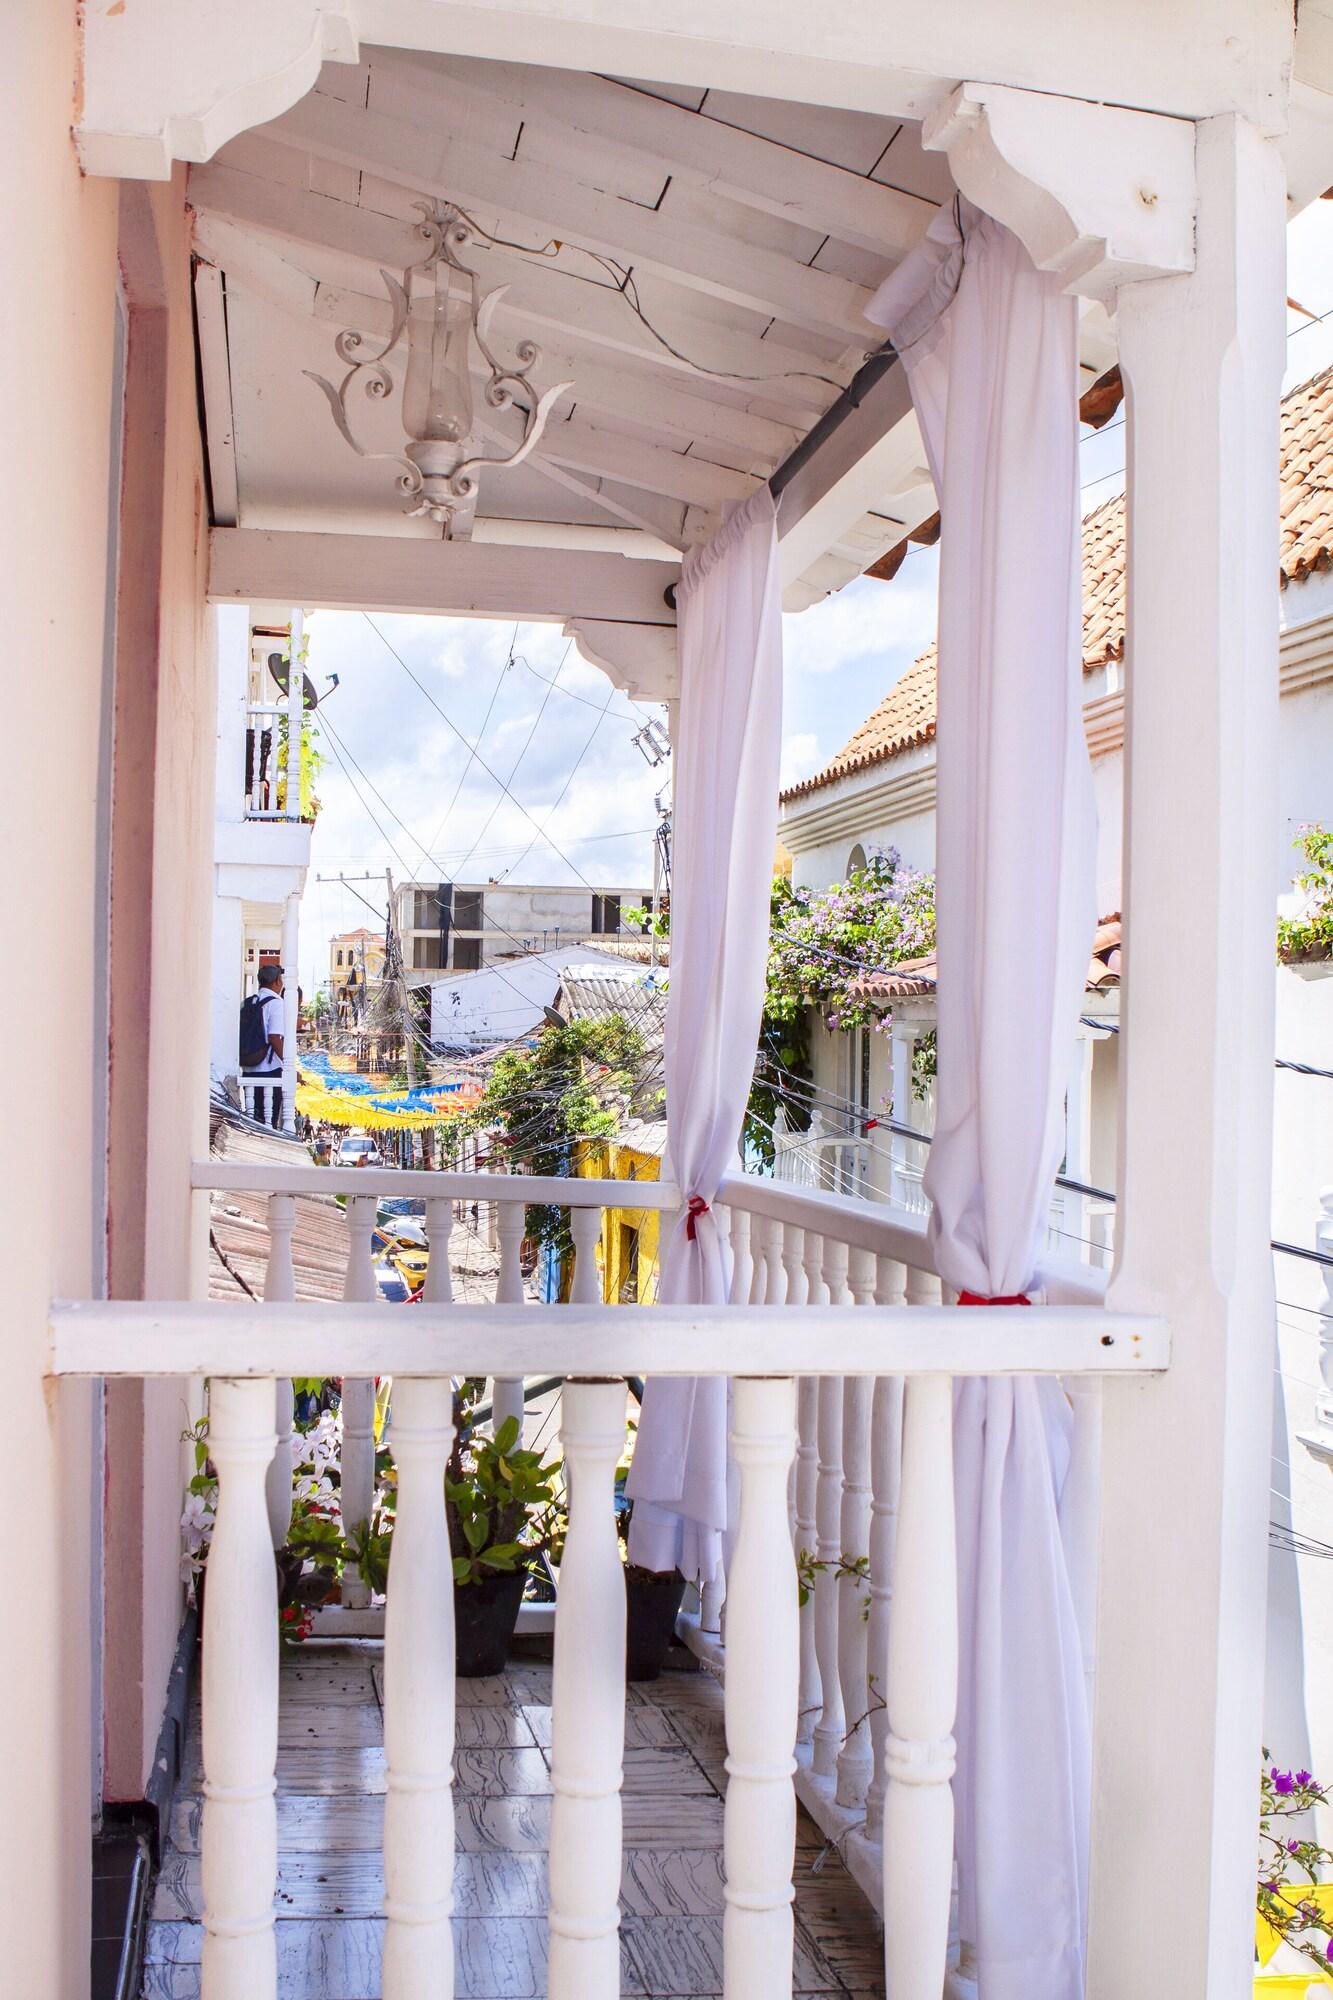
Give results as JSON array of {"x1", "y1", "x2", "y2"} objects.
[{"x1": 143, "y1": 1640, "x2": 885, "y2": 1998}]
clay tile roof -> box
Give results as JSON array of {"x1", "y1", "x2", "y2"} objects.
[
  {"x1": 782, "y1": 365, "x2": 1333, "y2": 803},
  {"x1": 842, "y1": 914, "x2": 1122, "y2": 1008},
  {"x1": 781, "y1": 647, "x2": 938, "y2": 800}
]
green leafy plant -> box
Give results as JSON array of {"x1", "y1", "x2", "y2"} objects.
[
  {"x1": 1258, "y1": 1757, "x2": 1333, "y2": 1973},
  {"x1": 461, "y1": 1015, "x2": 646, "y2": 1260},
  {"x1": 447, "y1": 1392, "x2": 562, "y2": 1587},
  {"x1": 1277, "y1": 823, "x2": 1333, "y2": 964}
]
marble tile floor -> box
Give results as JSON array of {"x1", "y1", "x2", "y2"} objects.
[{"x1": 143, "y1": 1641, "x2": 885, "y2": 1998}]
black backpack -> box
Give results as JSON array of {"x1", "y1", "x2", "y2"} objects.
[{"x1": 239, "y1": 992, "x2": 271, "y2": 1068}]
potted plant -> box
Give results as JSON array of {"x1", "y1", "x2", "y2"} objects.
[
  {"x1": 447, "y1": 1383, "x2": 561, "y2": 1677},
  {"x1": 615, "y1": 1464, "x2": 687, "y2": 1683}
]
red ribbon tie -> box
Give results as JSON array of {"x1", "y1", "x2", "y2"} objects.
[
  {"x1": 685, "y1": 1194, "x2": 709, "y2": 1242},
  {"x1": 957, "y1": 1290, "x2": 1032, "y2": 1307}
]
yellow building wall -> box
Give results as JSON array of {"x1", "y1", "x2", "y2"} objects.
[{"x1": 574, "y1": 1139, "x2": 662, "y2": 1305}]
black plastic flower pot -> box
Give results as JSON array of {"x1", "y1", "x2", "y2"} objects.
[
  {"x1": 625, "y1": 1565, "x2": 688, "y2": 1682},
  {"x1": 455, "y1": 1567, "x2": 527, "y2": 1678}
]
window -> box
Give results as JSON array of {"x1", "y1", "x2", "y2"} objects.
[
  {"x1": 452, "y1": 935, "x2": 482, "y2": 971},
  {"x1": 336, "y1": 949, "x2": 343, "y2": 966},
  {"x1": 591, "y1": 893, "x2": 621, "y2": 935},
  {"x1": 412, "y1": 936, "x2": 445, "y2": 970},
  {"x1": 454, "y1": 888, "x2": 483, "y2": 932},
  {"x1": 847, "y1": 843, "x2": 867, "y2": 875},
  {"x1": 412, "y1": 887, "x2": 445, "y2": 930}
]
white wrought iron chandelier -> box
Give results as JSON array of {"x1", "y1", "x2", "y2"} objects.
[{"x1": 305, "y1": 200, "x2": 571, "y2": 538}]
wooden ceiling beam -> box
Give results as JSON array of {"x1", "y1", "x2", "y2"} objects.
[
  {"x1": 262, "y1": 88, "x2": 876, "y2": 341},
  {"x1": 209, "y1": 527, "x2": 679, "y2": 624},
  {"x1": 188, "y1": 163, "x2": 842, "y2": 418},
  {"x1": 369, "y1": 51, "x2": 937, "y2": 259}
]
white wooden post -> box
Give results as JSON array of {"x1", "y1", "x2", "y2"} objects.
[
  {"x1": 493, "y1": 1199, "x2": 527, "y2": 1442},
  {"x1": 548, "y1": 1379, "x2": 627, "y2": 2000},
  {"x1": 835, "y1": 1369, "x2": 873, "y2": 1808},
  {"x1": 201, "y1": 1379, "x2": 279, "y2": 2000},
  {"x1": 881, "y1": 1371, "x2": 956, "y2": 2000},
  {"x1": 811, "y1": 1371, "x2": 844, "y2": 1781},
  {"x1": 724, "y1": 1376, "x2": 798, "y2": 1998},
  {"x1": 263, "y1": 1192, "x2": 296, "y2": 1550},
  {"x1": 1087, "y1": 114, "x2": 1286, "y2": 1998},
  {"x1": 888, "y1": 1026, "x2": 914, "y2": 1207},
  {"x1": 341, "y1": 1194, "x2": 378, "y2": 1607},
  {"x1": 280, "y1": 893, "x2": 299, "y2": 1136},
  {"x1": 382, "y1": 1376, "x2": 455, "y2": 2000}
]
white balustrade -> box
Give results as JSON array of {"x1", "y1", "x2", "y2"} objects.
[
  {"x1": 794, "y1": 1375, "x2": 820, "y2": 1749},
  {"x1": 835, "y1": 1371, "x2": 873, "y2": 1808},
  {"x1": 493, "y1": 1199, "x2": 527, "y2": 1442},
  {"x1": 723, "y1": 1376, "x2": 798, "y2": 1996},
  {"x1": 201, "y1": 1379, "x2": 279, "y2": 2000},
  {"x1": 165, "y1": 1157, "x2": 1142, "y2": 2000},
  {"x1": 882, "y1": 1370, "x2": 957, "y2": 2000},
  {"x1": 548, "y1": 1379, "x2": 627, "y2": 2000},
  {"x1": 865, "y1": 1255, "x2": 906, "y2": 1839},
  {"x1": 727, "y1": 1206, "x2": 754, "y2": 1306},
  {"x1": 382, "y1": 1375, "x2": 455, "y2": 1998},
  {"x1": 262, "y1": 1192, "x2": 296, "y2": 1550},
  {"x1": 569, "y1": 1203, "x2": 604, "y2": 1306},
  {"x1": 811, "y1": 1372, "x2": 845, "y2": 1780},
  {"x1": 341, "y1": 1194, "x2": 378, "y2": 1607}
]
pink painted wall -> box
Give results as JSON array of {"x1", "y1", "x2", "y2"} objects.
[
  {"x1": 0, "y1": 6, "x2": 216, "y2": 1978},
  {"x1": 103, "y1": 177, "x2": 216, "y2": 1801},
  {"x1": 0, "y1": 3, "x2": 119, "y2": 1987}
]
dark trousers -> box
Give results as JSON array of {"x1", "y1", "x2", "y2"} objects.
[{"x1": 246, "y1": 1078, "x2": 284, "y2": 1129}]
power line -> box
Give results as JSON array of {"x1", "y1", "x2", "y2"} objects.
[
  {"x1": 420, "y1": 619, "x2": 520, "y2": 861},
  {"x1": 362, "y1": 613, "x2": 607, "y2": 895},
  {"x1": 496, "y1": 683, "x2": 618, "y2": 883}
]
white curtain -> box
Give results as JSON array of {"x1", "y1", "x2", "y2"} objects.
[
  {"x1": 626, "y1": 486, "x2": 783, "y2": 1581},
  {"x1": 866, "y1": 204, "x2": 1098, "y2": 1999}
]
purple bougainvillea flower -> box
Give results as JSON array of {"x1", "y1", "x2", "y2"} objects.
[
  {"x1": 1274, "y1": 1769, "x2": 1296, "y2": 1794},
  {"x1": 1295, "y1": 1770, "x2": 1313, "y2": 1786},
  {"x1": 1290, "y1": 1840, "x2": 1302, "y2": 1853}
]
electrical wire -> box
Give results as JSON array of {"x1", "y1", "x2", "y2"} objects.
[
  {"x1": 361, "y1": 613, "x2": 617, "y2": 896},
  {"x1": 495, "y1": 681, "x2": 618, "y2": 882},
  {"x1": 420, "y1": 620, "x2": 520, "y2": 860}
]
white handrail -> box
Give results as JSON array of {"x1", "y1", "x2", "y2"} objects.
[
  {"x1": 49, "y1": 1299, "x2": 1168, "y2": 1379},
  {"x1": 192, "y1": 1161, "x2": 682, "y2": 1208}
]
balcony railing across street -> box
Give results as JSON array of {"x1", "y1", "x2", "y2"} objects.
[
  {"x1": 50, "y1": 1163, "x2": 1166, "y2": 2000},
  {"x1": 244, "y1": 704, "x2": 296, "y2": 821}
]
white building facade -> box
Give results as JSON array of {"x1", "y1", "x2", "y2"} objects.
[{"x1": 209, "y1": 604, "x2": 314, "y2": 1129}]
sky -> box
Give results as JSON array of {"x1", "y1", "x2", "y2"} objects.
[{"x1": 297, "y1": 201, "x2": 1333, "y2": 996}]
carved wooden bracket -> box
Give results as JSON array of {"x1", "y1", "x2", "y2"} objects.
[
  {"x1": 564, "y1": 618, "x2": 679, "y2": 704},
  {"x1": 78, "y1": 0, "x2": 360, "y2": 179},
  {"x1": 925, "y1": 82, "x2": 1197, "y2": 302}
]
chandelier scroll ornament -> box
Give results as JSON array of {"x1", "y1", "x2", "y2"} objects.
[{"x1": 304, "y1": 201, "x2": 572, "y2": 537}]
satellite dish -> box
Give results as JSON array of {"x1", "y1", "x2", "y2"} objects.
[
  {"x1": 543, "y1": 1006, "x2": 568, "y2": 1029},
  {"x1": 267, "y1": 651, "x2": 320, "y2": 710}
]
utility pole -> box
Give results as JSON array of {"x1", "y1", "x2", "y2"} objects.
[{"x1": 384, "y1": 868, "x2": 418, "y2": 1090}]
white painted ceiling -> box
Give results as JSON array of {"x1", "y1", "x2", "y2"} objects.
[{"x1": 191, "y1": 48, "x2": 959, "y2": 600}]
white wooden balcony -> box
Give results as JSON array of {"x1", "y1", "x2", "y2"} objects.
[{"x1": 53, "y1": 1162, "x2": 1160, "y2": 2000}]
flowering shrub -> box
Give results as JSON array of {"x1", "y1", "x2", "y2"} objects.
[
  {"x1": 1277, "y1": 823, "x2": 1333, "y2": 964},
  {"x1": 765, "y1": 850, "x2": 937, "y2": 1034},
  {"x1": 1258, "y1": 1758, "x2": 1333, "y2": 1973}
]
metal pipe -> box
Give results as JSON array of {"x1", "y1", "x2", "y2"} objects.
[{"x1": 662, "y1": 341, "x2": 900, "y2": 609}]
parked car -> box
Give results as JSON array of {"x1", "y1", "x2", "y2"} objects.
[{"x1": 336, "y1": 1134, "x2": 383, "y2": 1168}]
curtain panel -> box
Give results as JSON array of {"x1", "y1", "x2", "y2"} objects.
[
  {"x1": 867, "y1": 203, "x2": 1098, "y2": 2000},
  {"x1": 626, "y1": 486, "x2": 784, "y2": 1581}
]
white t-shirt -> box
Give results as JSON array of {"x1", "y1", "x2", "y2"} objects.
[{"x1": 244, "y1": 987, "x2": 285, "y2": 1077}]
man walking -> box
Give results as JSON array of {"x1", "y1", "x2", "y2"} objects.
[{"x1": 239, "y1": 961, "x2": 286, "y2": 1129}]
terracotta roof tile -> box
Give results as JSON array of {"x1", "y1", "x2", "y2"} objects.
[
  {"x1": 782, "y1": 365, "x2": 1333, "y2": 802},
  {"x1": 843, "y1": 915, "x2": 1122, "y2": 1006}
]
